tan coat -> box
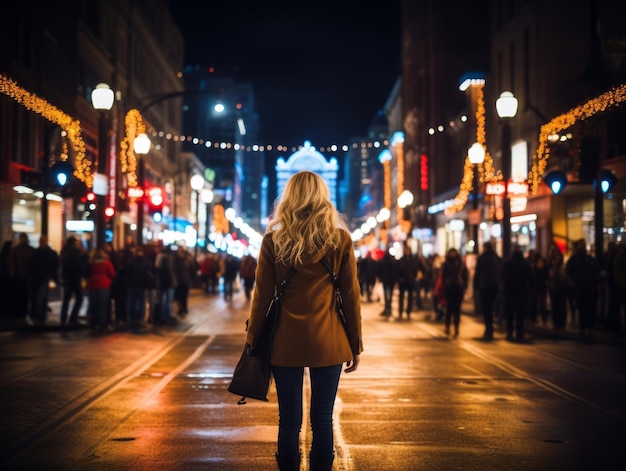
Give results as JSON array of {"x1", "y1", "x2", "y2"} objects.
[{"x1": 245, "y1": 230, "x2": 363, "y2": 367}]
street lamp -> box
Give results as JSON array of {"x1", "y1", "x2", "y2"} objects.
[
  {"x1": 133, "y1": 132, "x2": 151, "y2": 247},
  {"x1": 468, "y1": 142, "x2": 485, "y2": 253},
  {"x1": 91, "y1": 83, "x2": 115, "y2": 250},
  {"x1": 190, "y1": 174, "x2": 205, "y2": 261},
  {"x1": 495, "y1": 91, "x2": 518, "y2": 260}
]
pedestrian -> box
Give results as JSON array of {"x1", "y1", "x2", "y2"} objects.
[
  {"x1": 126, "y1": 246, "x2": 156, "y2": 331},
  {"x1": 154, "y1": 245, "x2": 177, "y2": 324},
  {"x1": 0, "y1": 240, "x2": 14, "y2": 319},
  {"x1": 502, "y1": 245, "x2": 533, "y2": 341},
  {"x1": 473, "y1": 241, "x2": 502, "y2": 340},
  {"x1": 173, "y1": 247, "x2": 196, "y2": 316},
  {"x1": 7, "y1": 233, "x2": 33, "y2": 320},
  {"x1": 612, "y1": 242, "x2": 626, "y2": 336},
  {"x1": 85, "y1": 247, "x2": 116, "y2": 332},
  {"x1": 414, "y1": 253, "x2": 429, "y2": 309},
  {"x1": 441, "y1": 247, "x2": 468, "y2": 337},
  {"x1": 397, "y1": 243, "x2": 418, "y2": 320},
  {"x1": 377, "y1": 246, "x2": 398, "y2": 317},
  {"x1": 109, "y1": 241, "x2": 131, "y2": 328},
  {"x1": 244, "y1": 171, "x2": 362, "y2": 471},
  {"x1": 28, "y1": 235, "x2": 60, "y2": 326},
  {"x1": 547, "y1": 241, "x2": 568, "y2": 330},
  {"x1": 565, "y1": 239, "x2": 600, "y2": 336},
  {"x1": 529, "y1": 250, "x2": 550, "y2": 326},
  {"x1": 239, "y1": 253, "x2": 257, "y2": 301},
  {"x1": 603, "y1": 241, "x2": 620, "y2": 334},
  {"x1": 199, "y1": 252, "x2": 219, "y2": 294},
  {"x1": 59, "y1": 236, "x2": 89, "y2": 327},
  {"x1": 430, "y1": 254, "x2": 445, "y2": 320},
  {"x1": 222, "y1": 254, "x2": 240, "y2": 301},
  {"x1": 361, "y1": 251, "x2": 378, "y2": 302}
]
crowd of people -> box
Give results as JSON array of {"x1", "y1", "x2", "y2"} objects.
[
  {"x1": 0, "y1": 233, "x2": 258, "y2": 332},
  {"x1": 357, "y1": 239, "x2": 626, "y2": 341}
]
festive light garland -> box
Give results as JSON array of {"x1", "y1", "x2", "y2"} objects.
[
  {"x1": 0, "y1": 73, "x2": 90, "y2": 185},
  {"x1": 120, "y1": 109, "x2": 146, "y2": 187},
  {"x1": 444, "y1": 84, "x2": 499, "y2": 216},
  {"x1": 7, "y1": 70, "x2": 622, "y2": 208},
  {"x1": 528, "y1": 83, "x2": 626, "y2": 194},
  {"x1": 141, "y1": 129, "x2": 389, "y2": 157}
]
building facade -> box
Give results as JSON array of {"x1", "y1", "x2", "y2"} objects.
[{"x1": 0, "y1": 0, "x2": 186, "y2": 251}]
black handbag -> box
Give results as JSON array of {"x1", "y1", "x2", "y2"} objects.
[{"x1": 227, "y1": 268, "x2": 295, "y2": 404}]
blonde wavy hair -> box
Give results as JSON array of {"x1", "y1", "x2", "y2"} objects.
[{"x1": 268, "y1": 171, "x2": 348, "y2": 266}]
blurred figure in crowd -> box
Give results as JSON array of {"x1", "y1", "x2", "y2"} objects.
[
  {"x1": 155, "y1": 245, "x2": 177, "y2": 325},
  {"x1": 8, "y1": 233, "x2": 33, "y2": 319},
  {"x1": 85, "y1": 247, "x2": 116, "y2": 332},
  {"x1": 59, "y1": 236, "x2": 89, "y2": 327},
  {"x1": 222, "y1": 254, "x2": 240, "y2": 301},
  {"x1": 28, "y1": 235, "x2": 60, "y2": 326},
  {"x1": 397, "y1": 244, "x2": 418, "y2": 320},
  {"x1": 529, "y1": 249, "x2": 549, "y2": 326},
  {"x1": 0, "y1": 240, "x2": 15, "y2": 318},
  {"x1": 502, "y1": 245, "x2": 533, "y2": 341},
  {"x1": 377, "y1": 246, "x2": 398, "y2": 318},
  {"x1": 174, "y1": 247, "x2": 196, "y2": 316},
  {"x1": 473, "y1": 241, "x2": 502, "y2": 340},
  {"x1": 126, "y1": 246, "x2": 156, "y2": 331},
  {"x1": 566, "y1": 239, "x2": 600, "y2": 337},
  {"x1": 441, "y1": 247, "x2": 468, "y2": 337},
  {"x1": 239, "y1": 253, "x2": 257, "y2": 301},
  {"x1": 547, "y1": 241, "x2": 568, "y2": 330}
]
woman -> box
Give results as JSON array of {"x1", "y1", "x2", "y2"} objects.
[
  {"x1": 245, "y1": 171, "x2": 362, "y2": 471},
  {"x1": 441, "y1": 247, "x2": 468, "y2": 337}
]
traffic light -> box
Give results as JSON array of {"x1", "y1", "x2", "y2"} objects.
[
  {"x1": 598, "y1": 169, "x2": 617, "y2": 194},
  {"x1": 544, "y1": 169, "x2": 617, "y2": 195},
  {"x1": 49, "y1": 160, "x2": 74, "y2": 187},
  {"x1": 148, "y1": 188, "x2": 164, "y2": 222},
  {"x1": 543, "y1": 171, "x2": 567, "y2": 195}
]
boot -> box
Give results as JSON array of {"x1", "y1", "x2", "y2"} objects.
[
  {"x1": 309, "y1": 452, "x2": 335, "y2": 471},
  {"x1": 275, "y1": 452, "x2": 301, "y2": 471}
]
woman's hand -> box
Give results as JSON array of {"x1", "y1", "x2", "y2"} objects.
[{"x1": 344, "y1": 354, "x2": 360, "y2": 373}]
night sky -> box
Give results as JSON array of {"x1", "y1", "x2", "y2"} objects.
[{"x1": 168, "y1": 1, "x2": 402, "y2": 150}]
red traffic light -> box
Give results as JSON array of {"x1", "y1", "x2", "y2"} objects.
[{"x1": 104, "y1": 206, "x2": 115, "y2": 219}]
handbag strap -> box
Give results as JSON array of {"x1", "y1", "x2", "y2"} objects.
[
  {"x1": 319, "y1": 258, "x2": 347, "y2": 326},
  {"x1": 274, "y1": 267, "x2": 296, "y2": 300}
]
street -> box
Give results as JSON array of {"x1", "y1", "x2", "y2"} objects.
[{"x1": 1, "y1": 287, "x2": 625, "y2": 470}]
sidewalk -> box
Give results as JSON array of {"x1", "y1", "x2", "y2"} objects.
[{"x1": 1, "y1": 290, "x2": 624, "y2": 347}]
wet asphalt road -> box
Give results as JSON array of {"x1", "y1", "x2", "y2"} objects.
[{"x1": 1, "y1": 288, "x2": 625, "y2": 470}]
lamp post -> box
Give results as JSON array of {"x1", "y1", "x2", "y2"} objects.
[
  {"x1": 468, "y1": 142, "x2": 485, "y2": 254},
  {"x1": 495, "y1": 91, "x2": 518, "y2": 260},
  {"x1": 91, "y1": 83, "x2": 115, "y2": 250},
  {"x1": 190, "y1": 174, "x2": 205, "y2": 261},
  {"x1": 133, "y1": 132, "x2": 151, "y2": 247}
]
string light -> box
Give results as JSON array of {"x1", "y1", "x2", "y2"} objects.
[
  {"x1": 0, "y1": 73, "x2": 89, "y2": 185},
  {"x1": 140, "y1": 129, "x2": 388, "y2": 157},
  {"x1": 528, "y1": 83, "x2": 626, "y2": 194},
  {"x1": 445, "y1": 83, "x2": 499, "y2": 216},
  {"x1": 120, "y1": 109, "x2": 146, "y2": 187}
]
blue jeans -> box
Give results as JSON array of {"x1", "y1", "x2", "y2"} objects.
[{"x1": 272, "y1": 364, "x2": 342, "y2": 458}]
